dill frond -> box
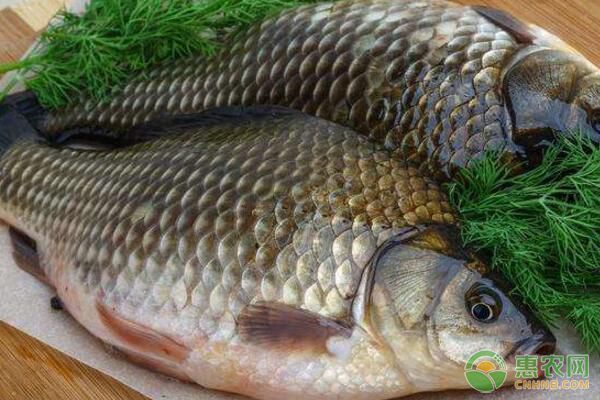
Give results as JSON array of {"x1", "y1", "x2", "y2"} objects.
[
  {"x1": 0, "y1": 0, "x2": 317, "y2": 108},
  {"x1": 448, "y1": 134, "x2": 600, "y2": 352}
]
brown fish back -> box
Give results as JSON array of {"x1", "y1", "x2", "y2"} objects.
[{"x1": 42, "y1": 0, "x2": 525, "y2": 179}]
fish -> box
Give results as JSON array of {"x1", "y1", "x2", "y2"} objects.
[
  {"x1": 0, "y1": 105, "x2": 555, "y2": 399},
  {"x1": 37, "y1": 0, "x2": 600, "y2": 180}
]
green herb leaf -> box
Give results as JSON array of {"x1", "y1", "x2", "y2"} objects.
[
  {"x1": 447, "y1": 134, "x2": 600, "y2": 352},
  {"x1": 1, "y1": 0, "x2": 317, "y2": 108}
]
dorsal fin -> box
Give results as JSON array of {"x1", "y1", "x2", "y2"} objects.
[
  {"x1": 3, "y1": 91, "x2": 309, "y2": 149},
  {"x1": 52, "y1": 106, "x2": 305, "y2": 149},
  {"x1": 130, "y1": 106, "x2": 303, "y2": 137},
  {"x1": 1, "y1": 91, "x2": 133, "y2": 149},
  {"x1": 473, "y1": 6, "x2": 535, "y2": 44}
]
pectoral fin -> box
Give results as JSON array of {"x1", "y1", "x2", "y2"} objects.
[{"x1": 238, "y1": 302, "x2": 351, "y2": 354}]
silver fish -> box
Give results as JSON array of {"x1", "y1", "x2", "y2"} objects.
[{"x1": 0, "y1": 106, "x2": 554, "y2": 399}]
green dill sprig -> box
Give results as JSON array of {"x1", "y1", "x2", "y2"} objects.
[
  {"x1": 0, "y1": 0, "x2": 317, "y2": 108},
  {"x1": 448, "y1": 135, "x2": 600, "y2": 352}
]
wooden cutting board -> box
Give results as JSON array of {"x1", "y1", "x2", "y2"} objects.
[
  {"x1": 0, "y1": 322, "x2": 147, "y2": 400},
  {"x1": 1, "y1": 1, "x2": 599, "y2": 399},
  {"x1": 0, "y1": 0, "x2": 66, "y2": 64}
]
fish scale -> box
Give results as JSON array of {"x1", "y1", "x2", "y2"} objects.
[
  {"x1": 42, "y1": 0, "x2": 523, "y2": 180},
  {"x1": 0, "y1": 111, "x2": 455, "y2": 346}
]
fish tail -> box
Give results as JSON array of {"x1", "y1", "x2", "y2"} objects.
[{"x1": 0, "y1": 91, "x2": 46, "y2": 157}]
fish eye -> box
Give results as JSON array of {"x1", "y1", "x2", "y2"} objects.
[
  {"x1": 471, "y1": 302, "x2": 493, "y2": 321},
  {"x1": 465, "y1": 283, "x2": 502, "y2": 323}
]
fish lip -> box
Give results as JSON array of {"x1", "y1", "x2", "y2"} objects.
[
  {"x1": 505, "y1": 333, "x2": 556, "y2": 379},
  {"x1": 505, "y1": 332, "x2": 557, "y2": 364}
]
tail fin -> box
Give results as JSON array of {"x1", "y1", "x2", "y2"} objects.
[
  {"x1": 2, "y1": 90, "x2": 47, "y2": 128},
  {"x1": 0, "y1": 91, "x2": 45, "y2": 157}
]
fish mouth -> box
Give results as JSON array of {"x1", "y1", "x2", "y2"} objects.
[
  {"x1": 506, "y1": 331, "x2": 557, "y2": 377},
  {"x1": 507, "y1": 332, "x2": 556, "y2": 360}
]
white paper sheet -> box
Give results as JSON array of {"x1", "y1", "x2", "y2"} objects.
[{"x1": 0, "y1": 1, "x2": 597, "y2": 393}]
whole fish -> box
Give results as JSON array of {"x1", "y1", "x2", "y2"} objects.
[
  {"x1": 39, "y1": 0, "x2": 600, "y2": 179},
  {"x1": 0, "y1": 106, "x2": 554, "y2": 400}
]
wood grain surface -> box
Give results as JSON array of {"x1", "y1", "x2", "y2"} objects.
[
  {"x1": 0, "y1": 322, "x2": 147, "y2": 400},
  {"x1": 0, "y1": 0, "x2": 65, "y2": 67},
  {"x1": 0, "y1": 1, "x2": 600, "y2": 399},
  {"x1": 455, "y1": 0, "x2": 600, "y2": 66}
]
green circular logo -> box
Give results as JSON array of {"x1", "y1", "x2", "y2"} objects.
[{"x1": 464, "y1": 350, "x2": 507, "y2": 393}]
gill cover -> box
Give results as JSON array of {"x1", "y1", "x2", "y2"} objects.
[
  {"x1": 355, "y1": 225, "x2": 483, "y2": 331},
  {"x1": 503, "y1": 49, "x2": 600, "y2": 154}
]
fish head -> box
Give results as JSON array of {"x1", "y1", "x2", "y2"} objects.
[
  {"x1": 428, "y1": 266, "x2": 557, "y2": 380},
  {"x1": 357, "y1": 225, "x2": 555, "y2": 391},
  {"x1": 504, "y1": 48, "x2": 600, "y2": 159}
]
